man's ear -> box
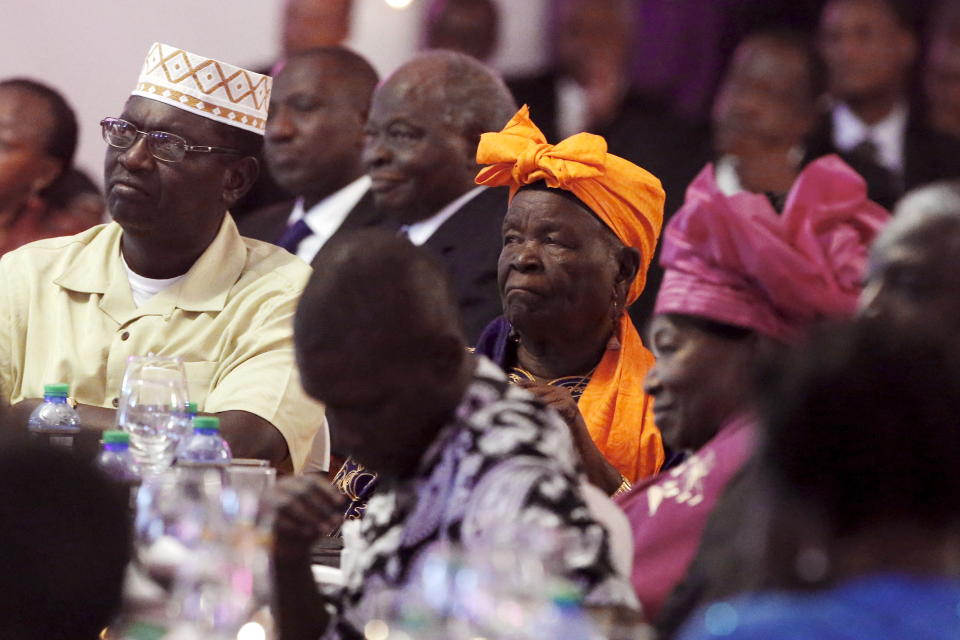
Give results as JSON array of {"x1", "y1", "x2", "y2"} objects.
[{"x1": 223, "y1": 156, "x2": 259, "y2": 209}]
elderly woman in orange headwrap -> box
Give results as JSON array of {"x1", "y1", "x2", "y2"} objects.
[{"x1": 473, "y1": 105, "x2": 666, "y2": 495}]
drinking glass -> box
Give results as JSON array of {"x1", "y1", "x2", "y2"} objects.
[{"x1": 117, "y1": 355, "x2": 189, "y2": 476}]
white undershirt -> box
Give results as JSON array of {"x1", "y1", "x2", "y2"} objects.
[
  {"x1": 832, "y1": 102, "x2": 908, "y2": 175},
  {"x1": 122, "y1": 254, "x2": 185, "y2": 307},
  {"x1": 400, "y1": 186, "x2": 486, "y2": 246},
  {"x1": 286, "y1": 175, "x2": 371, "y2": 264}
]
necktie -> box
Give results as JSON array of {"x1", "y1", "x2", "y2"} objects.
[
  {"x1": 850, "y1": 137, "x2": 879, "y2": 167},
  {"x1": 277, "y1": 218, "x2": 312, "y2": 254}
]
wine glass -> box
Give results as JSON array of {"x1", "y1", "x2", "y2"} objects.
[{"x1": 117, "y1": 355, "x2": 189, "y2": 476}]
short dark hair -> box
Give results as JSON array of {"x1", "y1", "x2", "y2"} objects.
[
  {"x1": 757, "y1": 318, "x2": 960, "y2": 536},
  {"x1": 295, "y1": 228, "x2": 465, "y2": 362},
  {"x1": 0, "y1": 442, "x2": 131, "y2": 639},
  {"x1": 0, "y1": 77, "x2": 78, "y2": 180},
  {"x1": 284, "y1": 46, "x2": 380, "y2": 117},
  {"x1": 823, "y1": 0, "x2": 918, "y2": 33},
  {"x1": 740, "y1": 28, "x2": 827, "y2": 103}
]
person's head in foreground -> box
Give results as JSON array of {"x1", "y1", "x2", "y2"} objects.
[
  {"x1": 103, "y1": 43, "x2": 264, "y2": 277},
  {"x1": 0, "y1": 440, "x2": 131, "y2": 640},
  {"x1": 0, "y1": 78, "x2": 78, "y2": 220},
  {"x1": 294, "y1": 229, "x2": 473, "y2": 479},
  {"x1": 265, "y1": 46, "x2": 378, "y2": 208},
  {"x1": 474, "y1": 104, "x2": 666, "y2": 489},
  {"x1": 645, "y1": 155, "x2": 890, "y2": 454},
  {"x1": 860, "y1": 179, "x2": 960, "y2": 325},
  {"x1": 678, "y1": 318, "x2": 960, "y2": 639},
  {"x1": 362, "y1": 50, "x2": 515, "y2": 225}
]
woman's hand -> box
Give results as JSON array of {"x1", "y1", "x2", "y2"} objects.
[{"x1": 517, "y1": 381, "x2": 624, "y2": 495}]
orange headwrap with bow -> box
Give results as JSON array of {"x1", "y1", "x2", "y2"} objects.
[{"x1": 475, "y1": 105, "x2": 666, "y2": 482}]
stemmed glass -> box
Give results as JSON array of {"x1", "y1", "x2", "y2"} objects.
[{"x1": 117, "y1": 354, "x2": 189, "y2": 476}]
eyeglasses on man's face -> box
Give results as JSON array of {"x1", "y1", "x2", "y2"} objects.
[{"x1": 100, "y1": 117, "x2": 244, "y2": 163}]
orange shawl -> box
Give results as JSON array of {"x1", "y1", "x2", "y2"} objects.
[{"x1": 475, "y1": 105, "x2": 666, "y2": 482}]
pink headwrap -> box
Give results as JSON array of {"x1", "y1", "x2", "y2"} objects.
[{"x1": 655, "y1": 155, "x2": 890, "y2": 342}]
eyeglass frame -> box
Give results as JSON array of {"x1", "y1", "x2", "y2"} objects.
[{"x1": 100, "y1": 117, "x2": 245, "y2": 163}]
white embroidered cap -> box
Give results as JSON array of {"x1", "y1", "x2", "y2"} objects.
[{"x1": 131, "y1": 42, "x2": 271, "y2": 135}]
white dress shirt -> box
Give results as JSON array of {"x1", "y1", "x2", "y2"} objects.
[
  {"x1": 401, "y1": 186, "x2": 486, "y2": 246},
  {"x1": 832, "y1": 102, "x2": 908, "y2": 175},
  {"x1": 286, "y1": 175, "x2": 371, "y2": 264}
]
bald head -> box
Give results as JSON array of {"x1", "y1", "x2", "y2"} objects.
[
  {"x1": 389, "y1": 51, "x2": 516, "y2": 143},
  {"x1": 861, "y1": 181, "x2": 960, "y2": 325},
  {"x1": 363, "y1": 51, "x2": 516, "y2": 223}
]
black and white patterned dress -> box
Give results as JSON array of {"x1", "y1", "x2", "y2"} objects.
[{"x1": 322, "y1": 356, "x2": 638, "y2": 639}]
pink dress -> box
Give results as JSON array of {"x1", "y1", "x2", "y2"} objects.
[{"x1": 616, "y1": 414, "x2": 756, "y2": 620}]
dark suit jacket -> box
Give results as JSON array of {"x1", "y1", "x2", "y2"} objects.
[
  {"x1": 805, "y1": 108, "x2": 960, "y2": 204},
  {"x1": 235, "y1": 189, "x2": 391, "y2": 268},
  {"x1": 421, "y1": 186, "x2": 508, "y2": 344}
]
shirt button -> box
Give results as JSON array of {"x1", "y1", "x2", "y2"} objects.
[
  {"x1": 121, "y1": 331, "x2": 130, "y2": 341},
  {"x1": 112, "y1": 397, "x2": 119, "y2": 408}
]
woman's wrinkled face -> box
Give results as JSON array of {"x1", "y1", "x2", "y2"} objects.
[
  {"x1": 498, "y1": 189, "x2": 623, "y2": 340},
  {"x1": 644, "y1": 314, "x2": 757, "y2": 452}
]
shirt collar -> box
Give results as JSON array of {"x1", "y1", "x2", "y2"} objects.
[
  {"x1": 299, "y1": 175, "x2": 371, "y2": 236},
  {"x1": 832, "y1": 102, "x2": 909, "y2": 173},
  {"x1": 54, "y1": 215, "x2": 247, "y2": 321},
  {"x1": 402, "y1": 186, "x2": 486, "y2": 246}
]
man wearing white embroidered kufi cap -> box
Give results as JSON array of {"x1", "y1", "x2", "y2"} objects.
[{"x1": 0, "y1": 43, "x2": 327, "y2": 474}]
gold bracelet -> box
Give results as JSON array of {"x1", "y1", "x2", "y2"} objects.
[{"x1": 612, "y1": 475, "x2": 632, "y2": 497}]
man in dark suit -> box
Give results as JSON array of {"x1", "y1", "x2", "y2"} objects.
[
  {"x1": 810, "y1": 0, "x2": 960, "y2": 199},
  {"x1": 362, "y1": 51, "x2": 516, "y2": 343},
  {"x1": 237, "y1": 47, "x2": 388, "y2": 264}
]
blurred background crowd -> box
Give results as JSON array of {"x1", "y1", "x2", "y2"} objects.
[{"x1": 4, "y1": 1, "x2": 960, "y2": 639}]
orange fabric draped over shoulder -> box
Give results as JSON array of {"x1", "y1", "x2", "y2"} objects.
[{"x1": 475, "y1": 105, "x2": 666, "y2": 482}]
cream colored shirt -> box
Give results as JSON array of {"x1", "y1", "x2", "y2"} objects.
[{"x1": 0, "y1": 215, "x2": 326, "y2": 472}]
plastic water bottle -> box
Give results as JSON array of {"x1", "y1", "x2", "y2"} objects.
[
  {"x1": 178, "y1": 416, "x2": 232, "y2": 467},
  {"x1": 27, "y1": 383, "x2": 81, "y2": 450},
  {"x1": 97, "y1": 430, "x2": 142, "y2": 484}
]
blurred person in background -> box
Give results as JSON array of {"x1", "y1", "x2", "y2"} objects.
[
  {"x1": 618, "y1": 156, "x2": 889, "y2": 621},
  {"x1": 924, "y1": 1, "x2": 960, "y2": 138},
  {"x1": 238, "y1": 47, "x2": 386, "y2": 257},
  {"x1": 281, "y1": 0, "x2": 353, "y2": 58},
  {"x1": 678, "y1": 319, "x2": 960, "y2": 639},
  {"x1": 809, "y1": 0, "x2": 960, "y2": 196},
  {"x1": 711, "y1": 30, "x2": 896, "y2": 207},
  {"x1": 232, "y1": 0, "x2": 356, "y2": 221},
  {"x1": 0, "y1": 78, "x2": 101, "y2": 255},
  {"x1": 424, "y1": 0, "x2": 499, "y2": 62},
  {"x1": 0, "y1": 440, "x2": 131, "y2": 640},
  {"x1": 508, "y1": 0, "x2": 707, "y2": 328}
]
